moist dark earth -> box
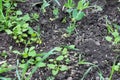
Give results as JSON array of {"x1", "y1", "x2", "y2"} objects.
[{"x1": 0, "y1": 0, "x2": 120, "y2": 80}]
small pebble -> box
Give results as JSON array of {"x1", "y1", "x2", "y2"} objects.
[{"x1": 67, "y1": 77, "x2": 73, "y2": 80}]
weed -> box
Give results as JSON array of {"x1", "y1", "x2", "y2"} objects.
[
  {"x1": 109, "y1": 56, "x2": 120, "y2": 80},
  {"x1": 78, "y1": 54, "x2": 104, "y2": 80},
  {"x1": 0, "y1": 50, "x2": 7, "y2": 58},
  {"x1": 50, "y1": 7, "x2": 59, "y2": 21},
  {"x1": 13, "y1": 47, "x2": 46, "y2": 80},
  {"x1": 13, "y1": 45, "x2": 75, "y2": 79},
  {"x1": 61, "y1": 17, "x2": 67, "y2": 23},
  {"x1": 53, "y1": 7, "x2": 59, "y2": 19},
  {"x1": 0, "y1": 61, "x2": 14, "y2": 74},
  {"x1": 0, "y1": 77, "x2": 11, "y2": 80},
  {"x1": 30, "y1": 13, "x2": 39, "y2": 21},
  {"x1": 105, "y1": 21, "x2": 120, "y2": 45}
]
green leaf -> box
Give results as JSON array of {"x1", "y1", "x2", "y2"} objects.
[
  {"x1": 114, "y1": 36, "x2": 120, "y2": 44},
  {"x1": 112, "y1": 30, "x2": 119, "y2": 38},
  {"x1": 0, "y1": 0, "x2": 2, "y2": 10},
  {"x1": 47, "y1": 64, "x2": 56, "y2": 69},
  {"x1": 76, "y1": 12, "x2": 85, "y2": 20},
  {"x1": 36, "y1": 62, "x2": 46, "y2": 67},
  {"x1": 22, "y1": 53, "x2": 28, "y2": 58},
  {"x1": 5, "y1": 29, "x2": 13, "y2": 34},
  {"x1": 28, "y1": 59, "x2": 34, "y2": 64},
  {"x1": 21, "y1": 14, "x2": 30, "y2": 21},
  {"x1": 56, "y1": 55, "x2": 64, "y2": 61},
  {"x1": 31, "y1": 32, "x2": 37, "y2": 37},
  {"x1": 62, "y1": 48, "x2": 68, "y2": 55},
  {"x1": 22, "y1": 33, "x2": 28, "y2": 37},
  {"x1": 41, "y1": 0, "x2": 50, "y2": 12},
  {"x1": 16, "y1": 10, "x2": 23, "y2": 15},
  {"x1": 28, "y1": 50, "x2": 36, "y2": 57},
  {"x1": 105, "y1": 36, "x2": 112, "y2": 42},
  {"x1": 36, "y1": 57, "x2": 42, "y2": 61},
  {"x1": 72, "y1": 9, "x2": 85, "y2": 21},
  {"x1": 77, "y1": 1, "x2": 83, "y2": 10},
  {"x1": 49, "y1": 59, "x2": 54, "y2": 62},
  {"x1": 19, "y1": 64, "x2": 26, "y2": 69},
  {"x1": 52, "y1": 69, "x2": 59, "y2": 75},
  {"x1": 66, "y1": 23, "x2": 76, "y2": 35},
  {"x1": 0, "y1": 0, "x2": 5, "y2": 20},
  {"x1": 113, "y1": 65, "x2": 119, "y2": 71},
  {"x1": 53, "y1": 8, "x2": 59, "y2": 16},
  {"x1": 66, "y1": 8, "x2": 73, "y2": 14},
  {"x1": 67, "y1": 45, "x2": 75, "y2": 49},
  {"x1": 77, "y1": 0, "x2": 89, "y2": 10},
  {"x1": 29, "y1": 46, "x2": 35, "y2": 51},
  {"x1": 22, "y1": 23, "x2": 29, "y2": 32},
  {"x1": 25, "y1": 48, "x2": 29, "y2": 53},
  {"x1": 13, "y1": 50, "x2": 21, "y2": 55},
  {"x1": 54, "y1": 47, "x2": 62, "y2": 52},
  {"x1": 60, "y1": 65, "x2": 68, "y2": 71},
  {"x1": 76, "y1": 11, "x2": 85, "y2": 21},
  {"x1": 72, "y1": 9, "x2": 78, "y2": 19},
  {"x1": 64, "y1": 0, "x2": 74, "y2": 9}
]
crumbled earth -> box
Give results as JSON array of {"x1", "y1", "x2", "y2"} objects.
[{"x1": 0, "y1": 0, "x2": 120, "y2": 80}]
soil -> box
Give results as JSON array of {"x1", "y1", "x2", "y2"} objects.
[{"x1": 0, "y1": 0, "x2": 120, "y2": 80}]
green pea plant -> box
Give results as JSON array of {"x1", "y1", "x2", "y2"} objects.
[
  {"x1": 6, "y1": 12, "x2": 41, "y2": 45},
  {"x1": 47, "y1": 45, "x2": 76, "y2": 76},
  {"x1": 64, "y1": 0, "x2": 102, "y2": 36},
  {"x1": 0, "y1": 0, "x2": 15, "y2": 31},
  {"x1": 64, "y1": 0, "x2": 89, "y2": 36},
  {"x1": 0, "y1": 0, "x2": 41, "y2": 45}
]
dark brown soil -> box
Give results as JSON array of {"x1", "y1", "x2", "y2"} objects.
[{"x1": 0, "y1": 0, "x2": 120, "y2": 80}]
